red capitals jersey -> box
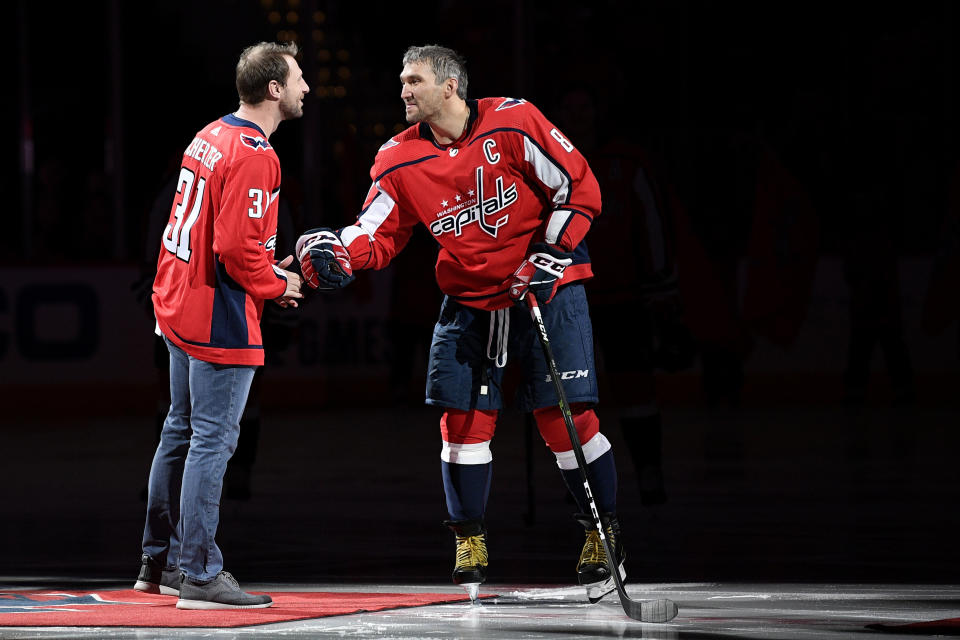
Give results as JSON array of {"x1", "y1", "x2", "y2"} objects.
[
  {"x1": 339, "y1": 97, "x2": 602, "y2": 310},
  {"x1": 152, "y1": 114, "x2": 288, "y2": 365}
]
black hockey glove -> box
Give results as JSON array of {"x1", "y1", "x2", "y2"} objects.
[{"x1": 295, "y1": 227, "x2": 355, "y2": 290}]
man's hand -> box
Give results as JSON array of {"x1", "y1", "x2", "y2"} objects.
[
  {"x1": 507, "y1": 243, "x2": 573, "y2": 305},
  {"x1": 295, "y1": 227, "x2": 356, "y2": 290},
  {"x1": 273, "y1": 255, "x2": 304, "y2": 308}
]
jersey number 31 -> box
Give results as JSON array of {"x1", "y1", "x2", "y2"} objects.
[
  {"x1": 163, "y1": 168, "x2": 268, "y2": 262},
  {"x1": 163, "y1": 167, "x2": 207, "y2": 262}
]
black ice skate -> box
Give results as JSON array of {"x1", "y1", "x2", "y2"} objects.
[
  {"x1": 444, "y1": 519, "x2": 488, "y2": 603},
  {"x1": 574, "y1": 513, "x2": 626, "y2": 603}
]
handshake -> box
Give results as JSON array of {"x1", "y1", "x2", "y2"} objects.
[
  {"x1": 294, "y1": 227, "x2": 356, "y2": 291},
  {"x1": 270, "y1": 227, "x2": 353, "y2": 309},
  {"x1": 285, "y1": 229, "x2": 573, "y2": 307}
]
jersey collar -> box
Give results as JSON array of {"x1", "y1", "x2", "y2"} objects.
[
  {"x1": 419, "y1": 99, "x2": 479, "y2": 150},
  {"x1": 222, "y1": 113, "x2": 266, "y2": 137}
]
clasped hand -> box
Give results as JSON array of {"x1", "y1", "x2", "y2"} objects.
[
  {"x1": 273, "y1": 255, "x2": 304, "y2": 308},
  {"x1": 295, "y1": 227, "x2": 355, "y2": 290}
]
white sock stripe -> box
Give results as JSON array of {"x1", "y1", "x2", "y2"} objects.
[
  {"x1": 554, "y1": 433, "x2": 612, "y2": 470},
  {"x1": 441, "y1": 440, "x2": 493, "y2": 464}
]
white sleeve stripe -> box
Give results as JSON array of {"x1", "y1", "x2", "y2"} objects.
[
  {"x1": 545, "y1": 210, "x2": 572, "y2": 245},
  {"x1": 340, "y1": 184, "x2": 396, "y2": 249},
  {"x1": 553, "y1": 433, "x2": 612, "y2": 470},
  {"x1": 339, "y1": 224, "x2": 369, "y2": 247},
  {"x1": 441, "y1": 440, "x2": 493, "y2": 464},
  {"x1": 357, "y1": 183, "x2": 396, "y2": 237},
  {"x1": 523, "y1": 137, "x2": 570, "y2": 206}
]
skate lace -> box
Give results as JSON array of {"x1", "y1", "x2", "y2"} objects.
[
  {"x1": 455, "y1": 534, "x2": 488, "y2": 569},
  {"x1": 580, "y1": 529, "x2": 607, "y2": 566}
]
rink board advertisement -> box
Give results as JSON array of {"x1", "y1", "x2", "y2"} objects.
[
  {"x1": 0, "y1": 265, "x2": 397, "y2": 386},
  {"x1": 0, "y1": 258, "x2": 955, "y2": 387}
]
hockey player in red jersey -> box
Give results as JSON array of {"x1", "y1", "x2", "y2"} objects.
[
  {"x1": 298, "y1": 45, "x2": 625, "y2": 603},
  {"x1": 137, "y1": 41, "x2": 306, "y2": 610}
]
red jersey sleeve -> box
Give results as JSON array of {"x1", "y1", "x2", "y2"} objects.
[
  {"x1": 213, "y1": 154, "x2": 288, "y2": 299},
  {"x1": 338, "y1": 157, "x2": 418, "y2": 271},
  {"x1": 519, "y1": 103, "x2": 602, "y2": 252}
]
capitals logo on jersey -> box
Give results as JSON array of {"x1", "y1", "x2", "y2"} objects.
[
  {"x1": 429, "y1": 165, "x2": 517, "y2": 239},
  {"x1": 240, "y1": 134, "x2": 271, "y2": 151}
]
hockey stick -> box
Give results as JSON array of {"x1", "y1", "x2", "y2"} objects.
[{"x1": 525, "y1": 293, "x2": 679, "y2": 623}]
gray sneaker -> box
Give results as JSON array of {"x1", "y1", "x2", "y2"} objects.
[
  {"x1": 176, "y1": 571, "x2": 272, "y2": 609},
  {"x1": 133, "y1": 554, "x2": 181, "y2": 596}
]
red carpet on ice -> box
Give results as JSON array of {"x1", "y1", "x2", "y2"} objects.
[
  {"x1": 0, "y1": 589, "x2": 486, "y2": 627},
  {"x1": 867, "y1": 618, "x2": 960, "y2": 634}
]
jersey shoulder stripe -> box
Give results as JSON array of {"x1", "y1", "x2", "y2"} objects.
[
  {"x1": 373, "y1": 154, "x2": 440, "y2": 182},
  {"x1": 370, "y1": 124, "x2": 442, "y2": 177},
  {"x1": 466, "y1": 126, "x2": 528, "y2": 144}
]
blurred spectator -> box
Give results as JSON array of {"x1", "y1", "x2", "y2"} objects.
[
  {"x1": 677, "y1": 128, "x2": 819, "y2": 407},
  {"x1": 841, "y1": 183, "x2": 915, "y2": 407},
  {"x1": 557, "y1": 89, "x2": 695, "y2": 504}
]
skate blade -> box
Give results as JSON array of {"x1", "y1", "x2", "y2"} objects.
[
  {"x1": 584, "y1": 561, "x2": 626, "y2": 603},
  {"x1": 586, "y1": 577, "x2": 615, "y2": 603},
  {"x1": 459, "y1": 582, "x2": 481, "y2": 604}
]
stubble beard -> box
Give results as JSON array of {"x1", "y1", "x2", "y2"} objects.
[
  {"x1": 405, "y1": 105, "x2": 422, "y2": 124},
  {"x1": 280, "y1": 95, "x2": 303, "y2": 120},
  {"x1": 405, "y1": 94, "x2": 440, "y2": 124}
]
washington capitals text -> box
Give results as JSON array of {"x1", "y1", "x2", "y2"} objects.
[{"x1": 429, "y1": 166, "x2": 517, "y2": 239}]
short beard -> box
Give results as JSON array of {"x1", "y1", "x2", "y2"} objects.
[{"x1": 280, "y1": 98, "x2": 303, "y2": 120}]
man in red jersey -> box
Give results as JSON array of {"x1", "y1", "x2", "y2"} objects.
[
  {"x1": 297, "y1": 45, "x2": 624, "y2": 603},
  {"x1": 135, "y1": 41, "x2": 306, "y2": 610}
]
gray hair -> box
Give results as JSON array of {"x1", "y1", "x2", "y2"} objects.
[{"x1": 402, "y1": 45, "x2": 468, "y2": 100}]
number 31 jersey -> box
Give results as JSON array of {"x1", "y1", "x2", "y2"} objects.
[{"x1": 152, "y1": 113, "x2": 288, "y2": 366}]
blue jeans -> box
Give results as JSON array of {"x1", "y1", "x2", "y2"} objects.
[{"x1": 141, "y1": 336, "x2": 256, "y2": 582}]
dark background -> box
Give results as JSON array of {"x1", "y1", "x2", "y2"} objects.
[
  {"x1": 2, "y1": 0, "x2": 959, "y2": 586},
  {"x1": 6, "y1": 0, "x2": 958, "y2": 258}
]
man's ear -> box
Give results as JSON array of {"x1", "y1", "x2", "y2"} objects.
[
  {"x1": 445, "y1": 77, "x2": 459, "y2": 98},
  {"x1": 268, "y1": 80, "x2": 283, "y2": 100}
]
